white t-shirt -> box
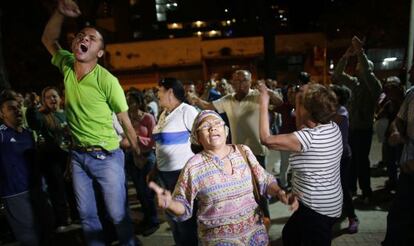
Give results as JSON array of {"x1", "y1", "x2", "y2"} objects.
[
  {"x1": 290, "y1": 122, "x2": 343, "y2": 218},
  {"x1": 153, "y1": 103, "x2": 198, "y2": 171},
  {"x1": 213, "y1": 89, "x2": 266, "y2": 156},
  {"x1": 147, "y1": 101, "x2": 159, "y2": 120}
]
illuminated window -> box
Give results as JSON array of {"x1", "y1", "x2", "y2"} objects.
[
  {"x1": 194, "y1": 31, "x2": 203, "y2": 37},
  {"x1": 157, "y1": 13, "x2": 166, "y2": 21},
  {"x1": 207, "y1": 30, "x2": 221, "y2": 37},
  {"x1": 192, "y1": 21, "x2": 206, "y2": 28},
  {"x1": 221, "y1": 20, "x2": 232, "y2": 26},
  {"x1": 167, "y1": 23, "x2": 183, "y2": 29}
]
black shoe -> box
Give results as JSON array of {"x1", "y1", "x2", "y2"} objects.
[{"x1": 142, "y1": 223, "x2": 160, "y2": 237}]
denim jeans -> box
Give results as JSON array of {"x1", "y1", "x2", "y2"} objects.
[
  {"x1": 125, "y1": 150, "x2": 159, "y2": 225},
  {"x1": 158, "y1": 170, "x2": 198, "y2": 246},
  {"x1": 71, "y1": 148, "x2": 135, "y2": 246}
]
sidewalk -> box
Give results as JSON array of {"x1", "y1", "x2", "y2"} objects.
[
  {"x1": 136, "y1": 176, "x2": 389, "y2": 246},
  {"x1": 137, "y1": 136, "x2": 389, "y2": 246},
  {"x1": 1, "y1": 135, "x2": 390, "y2": 245}
]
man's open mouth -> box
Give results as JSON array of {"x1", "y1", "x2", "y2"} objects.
[{"x1": 80, "y1": 44, "x2": 88, "y2": 53}]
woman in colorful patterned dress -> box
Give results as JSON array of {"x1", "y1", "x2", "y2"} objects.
[{"x1": 149, "y1": 110, "x2": 297, "y2": 245}]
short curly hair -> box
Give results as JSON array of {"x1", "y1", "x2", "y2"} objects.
[{"x1": 303, "y1": 83, "x2": 338, "y2": 124}]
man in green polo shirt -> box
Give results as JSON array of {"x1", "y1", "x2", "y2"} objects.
[{"x1": 42, "y1": 0, "x2": 140, "y2": 245}]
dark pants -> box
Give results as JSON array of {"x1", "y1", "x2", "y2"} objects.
[
  {"x1": 255, "y1": 155, "x2": 270, "y2": 218},
  {"x1": 125, "y1": 151, "x2": 159, "y2": 225},
  {"x1": 158, "y1": 170, "x2": 198, "y2": 246},
  {"x1": 3, "y1": 192, "x2": 40, "y2": 246},
  {"x1": 382, "y1": 141, "x2": 403, "y2": 188},
  {"x1": 349, "y1": 128, "x2": 373, "y2": 197},
  {"x1": 282, "y1": 203, "x2": 337, "y2": 246},
  {"x1": 340, "y1": 156, "x2": 357, "y2": 219},
  {"x1": 382, "y1": 172, "x2": 414, "y2": 246},
  {"x1": 38, "y1": 145, "x2": 70, "y2": 226}
]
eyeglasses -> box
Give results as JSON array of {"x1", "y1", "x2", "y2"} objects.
[{"x1": 197, "y1": 119, "x2": 225, "y2": 132}]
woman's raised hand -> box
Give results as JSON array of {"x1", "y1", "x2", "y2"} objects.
[{"x1": 258, "y1": 82, "x2": 270, "y2": 105}]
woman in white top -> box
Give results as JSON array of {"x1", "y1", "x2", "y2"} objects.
[
  {"x1": 259, "y1": 82, "x2": 343, "y2": 246},
  {"x1": 150, "y1": 77, "x2": 199, "y2": 246}
]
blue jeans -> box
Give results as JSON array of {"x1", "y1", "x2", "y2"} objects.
[
  {"x1": 71, "y1": 149, "x2": 135, "y2": 246},
  {"x1": 125, "y1": 150, "x2": 159, "y2": 225}
]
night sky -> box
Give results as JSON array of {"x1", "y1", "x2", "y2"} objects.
[{"x1": 0, "y1": 0, "x2": 410, "y2": 92}]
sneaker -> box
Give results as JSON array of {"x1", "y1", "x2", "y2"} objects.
[{"x1": 347, "y1": 217, "x2": 359, "y2": 234}]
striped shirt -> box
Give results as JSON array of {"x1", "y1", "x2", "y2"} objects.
[
  {"x1": 153, "y1": 103, "x2": 198, "y2": 171},
  {"x1": 290, "y1": 122, "x2": 343, "y2": 218}
]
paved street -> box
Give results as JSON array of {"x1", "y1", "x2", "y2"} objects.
[
  {"x1": 138, "y1": 135, "x2": 390, "y2": 246},
  {"x1": 1, "y1": 136, "x2": 391, "y2": 245}
]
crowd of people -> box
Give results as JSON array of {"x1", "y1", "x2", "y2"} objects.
[{"x1": 1, "y1": 0, "x2": 413, "y2": 246}]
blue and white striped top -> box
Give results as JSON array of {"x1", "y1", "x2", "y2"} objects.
[
  {"x1": 153, "y1": 103, "x2": 198, "y2": 171},
  {"x1": 290, "y1": 122, "x2": 343, "y2": 218}
]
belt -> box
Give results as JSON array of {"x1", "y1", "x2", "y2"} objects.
[{"x1": 73, "y1": 146, "x2": 104, "y2": 152}]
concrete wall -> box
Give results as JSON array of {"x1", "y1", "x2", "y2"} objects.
[
  {"x1": 106, "y1": 33, "x2": 343, "y2": 88},
  {"x1": 106, "y1": 33, "x2": 329, "y2": 71},
  {"x1": 106, "y1": 37, "x2": 202, "y2": 70}
]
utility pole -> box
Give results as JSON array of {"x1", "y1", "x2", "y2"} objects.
[
  {"x1": 259, "y1": 0, "x2": 277, "y2": 79},
  {"x1": 407, "y1": 0, "x2": 414, "y2": 87}
]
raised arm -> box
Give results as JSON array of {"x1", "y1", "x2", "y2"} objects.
[
  {"x1": 332, "y1": 46, "x2": 358, "y2": 89},
  {"x1": 41, "y1": 0, "x2": 81, "y2": 56},
  {"x1": 258, "y1": 83, "x2": 301, "y2": 152},
  {"x1": 187, "y1": 92, "x2": 216, "y2": 110},
  {"x1": 268, "y1": 89, "x2": 283, "y2": 108},
  {"x1": 354, "y1": 49, "x2": 382, "y2": 96}
]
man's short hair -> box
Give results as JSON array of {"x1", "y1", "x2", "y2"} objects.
[
  {"x1": 0, "y1": 90, "x2": 17, "y2": 108},
  {"x1": 80, "y1": 25, "x2": 107, "y2": 49},
  {"x1": 233, "y1": 70, "x2": 252, "y2": 81}
]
